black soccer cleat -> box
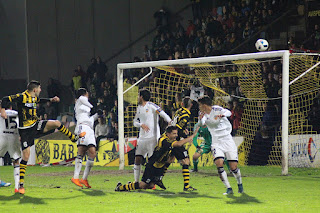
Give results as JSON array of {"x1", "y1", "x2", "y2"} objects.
[
  {"x1": 183, "y1": 186, "x2": 197, "y2": 191},
  {"x1": 155, "y1": 180, "x2": 166, "y2": 190},
  {"x1": 115, "y1": 182, "x2": 122, "y2": 191}
]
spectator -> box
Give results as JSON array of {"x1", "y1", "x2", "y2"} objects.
[
  {"x1": 230, "y1": 100, "x2": 243, "y2": 136},
  {"x1": 71, "y1": 70, "x2": 83, "y2": 93},
  {"x1": 96, "y1": 56, "x2": 108, "y2": 81},
  {"x1": 95, "y1": 116, "x2": 109, "y2": 151},
  {"x1": 87, "y1": 58, "x2": 97, "y2": 81}
]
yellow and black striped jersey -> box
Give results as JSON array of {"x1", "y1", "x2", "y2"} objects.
[
  {"x1": 149, "y1": 134, "x2": 177, "y2": 169},
  {"x1": 2, "y1": 90, "x2": 48, "y2": 129},
  {"x1": 173, "y1": 107, "x2": 191, "y2": 130},
  {"x1": 172, "y1": 101, "x2": 182, "y2": 112}
]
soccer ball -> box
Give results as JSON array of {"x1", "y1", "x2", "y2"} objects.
[{"x1": 255, "y1": 39, "x2": 269, "y2": 51}]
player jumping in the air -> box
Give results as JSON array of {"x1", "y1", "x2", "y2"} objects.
[
  {"x1": 115, "y1": 125, "x2": 199, "y2": 192},
  {"x1": 71, "y1": 88, "x2": 101, "y2": 188},
  {"x1": 198, "y1": 95, "x2": 243, "y2": 195},
  {"x1": 133, "y1": 89, "x2": 172, "y2": 184},
  {"x1": 1, "y1": 80, "x2": 86, "y2": 194}
]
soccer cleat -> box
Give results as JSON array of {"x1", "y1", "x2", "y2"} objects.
[
  {"x1": 71, "y1": 178, "x2": 83, "y2": 187},
  {"x1": 80, "y1": 179, "x2": 91, "y2": 188},
  {"x1": 0, "y1": 181, "x2": 11, "y2": 187},
  {"x1": 14, "y1": 188, "x2": 19, "y2": 193},
  {"x1": 190, "y1": 169, "x2": 198, "y2": 173},
  {"x1": 238, "y1": 184, "x2": 244, "y2": 193},
  {"x1": 223, "y1": 187, "x2": 234, "y2": 195},
  {"x1": 18, "y1": 186, "x2": 25, "y2": 195},
  {"x1": 115, "y1": 182, "x2": 122, "y2": 191},
  {"x1": 72, "y1": 132, "x2": 86, "y2": 142},
  {"x1": 183, "y1": 186, "x2": 197, "y2": 191},
  {"x1": 152, "y1": 185, "x2": 156, "y2": 190},
  {"x1": 155, "y1": 180, "x2": 166, "y2": 190}
]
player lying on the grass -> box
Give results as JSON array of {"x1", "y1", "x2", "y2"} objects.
[
  {"x1": 115, "y1": 125, "x2": 199, "y2": 192},
  {"x1": 191, "y1": 123, "x2": 230, "y2": 172},
  {"x1": 0, "y1": 102, "x2": 21, "y2": 192},
  {"x1": 1, "y1": 80, "x2": 86, "y2": 194},
  {"x1": 71, "y1": 88, "x2": 101, "y2": 188},
  {"x1": 198, "y1": 95, "x2": 243, "y2": 195}
]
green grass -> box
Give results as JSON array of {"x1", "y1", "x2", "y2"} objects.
[{"x1": 0, "y1": 165, "x2": 319, "y2": 213}]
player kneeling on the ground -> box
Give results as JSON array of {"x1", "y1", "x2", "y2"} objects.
[
  {"x1": 115, "y1": 125, "x2": 199, "y2": 192},
  {"x1": 71, "y1": 88, "x2": 101, "y2": 188}
]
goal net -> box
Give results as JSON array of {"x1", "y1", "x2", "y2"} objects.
[{"x1": 117, "y1": 51, "x2": 320, "y2": 175}]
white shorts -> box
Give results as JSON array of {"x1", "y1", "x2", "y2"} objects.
[
  {"x1": 0, "y1": 134, "x2": 21, "y2": 160},
  {"x1": 211, "y1": 134, "x2": 238, "y2": 161},
  {"x1": 75, "y1": 125, "x2": 96, "y2": 147},
  {"x1": 135, "y1": 137, "x2": 157, "y2": 158}
]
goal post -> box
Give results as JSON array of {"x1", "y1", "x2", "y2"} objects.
[{"x1": 117, "y1": 50, "x2": 319, "y2": 175}]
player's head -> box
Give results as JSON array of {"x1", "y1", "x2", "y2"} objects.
[
  {"x1": 27, "y1": 80, "x2": 41, "y2": 97},
  {"x1": 182, "y1": 96, "x2": 192, "y2": 109},
  {"x1": 1, "y1": 101, "x2": 12, "y2": 110},
  {"x1": 138, "y1": 89, "x2": 150, "y2": 103},
  {"x1": 76, "y1": 88, "x2": 89, "y2": 99},
  {"x1": 198, "y1": 95, "x2": 212, "y2": 112},
  {"x1": 165, "y1": 125, "x2": 178, "y2": 140}
]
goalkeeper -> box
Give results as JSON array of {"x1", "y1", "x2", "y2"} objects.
[{"x1": 191, "y1": 124, "x2": 230, "y2": 172}]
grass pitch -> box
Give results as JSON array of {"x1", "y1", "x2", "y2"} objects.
[{"x1": 0, "y1": 165, "x2": 319, "y2": 213}]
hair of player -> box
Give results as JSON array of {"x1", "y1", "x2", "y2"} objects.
[
  {"x1": 139, "y1": 89, "x2": 151, "y2": 101},
  {"x1": 27, "y1": 80, "x2": 41, "y2": 91},
  {"x1": 166, "y1": 125, "x2": 178, "y2": 133},
  {"x1": 182, "y1": 96, "x2": 192, "y2": 108},
  {"x1": 198, "y1": 95, "x2": 212, "y2": 106},
  {"x1": 76, "y1": 88, "x2": 88, "y2": 99}
]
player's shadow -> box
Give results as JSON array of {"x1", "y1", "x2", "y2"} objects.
[
  {"x1": 0, "y1": 194, "x2": 80, "y2": 205},
  {"x1": 225, "y1": 193, "x2": 262, "y2": 204},
  {"x1": 80, "y1": 189, "x2": 105, "y2": 196},
  {"x1": 140, "y1": 190, "x2": 221, "y2": 200}
]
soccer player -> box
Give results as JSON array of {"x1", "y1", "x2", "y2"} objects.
[
  {"x1": 133, "y1": 89, "x2": 172, "y2": 183},
  {"x1": 115, "y1": 125, "x2": 199, "y2": 192},
  {"x1": 0, "y1": 102, "x2": 20, "y2": 192},
  {"x1": 71, "y1": 88, "x2": 101, "y2": 188},
  {"x1": 0, "y1": 80, "x2": 86, "y2": 194},
  {"x1": 198, "y1": 95, "x2": 243, "y2": 195},
  {"x1": 167, "y1": 96, "x2": 196, "y2": 191}
]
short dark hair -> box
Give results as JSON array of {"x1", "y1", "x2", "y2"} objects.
[
  {"x1": 139, "y1": 89, "x2": 151, "y2": 101},
  {"x1": 166, "y1": 125, "x2": 178, "y2": 133},
  {"x1": 198, "y1": 95, "x2": 212, "y2": 106},
  {"x1": 182, "y1": 96, "x2": 192, "y2": 108},
  {"x1": 1, "y1": 100, "x2": 12, "y2": 109},
  {"x1": 27, "y1": 80, "x2": 41, "y2": 91},
  {"x1": 76, "y1": 88, "x2": 88, "y2": 99}
]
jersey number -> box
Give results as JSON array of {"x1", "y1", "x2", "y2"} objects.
[{"x1": 5, "y1": 117, "x2": 17, "y2": 129}]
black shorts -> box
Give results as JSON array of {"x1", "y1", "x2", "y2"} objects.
[
  {"x1": 171, "y1": 146, "x2": 189, "y2": 160},
  {"x1": 19, "y1": 120, "x2": 49, "y2": 150},
  {"x1": 141, "y1": 164, "x2": 165, "y2": 184}
]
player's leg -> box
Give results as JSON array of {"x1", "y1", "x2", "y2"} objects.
[
  {"x1": 81, "y1": 145, "x2": 96, "y2": 188},
  {"x1": 9, "y1": 135, "x2": 22, "y2": 193},
  {"x1": 134, "y1": 138, "x2": 148, "y2": 182},
  {"x1": 71, "y1": 145, "x2": 87, "y2": 187},
  {"x1": 0, "y1": 140, "x2": 11, "y2": 187},
  {"x1": 12, "y1": 159, "x2": 20, "y2": 192},
  {"x1": 43, "y1": 120, "x2": 85, "y2": 142},
  {"x1": 19, "y1": 146, "x2": 31, "y2": 194},
  {"x1": 226, "y1": 152, "x2": 243, "y2": 193},
  {"x1": 192, "y1": 152, "x2": 201, "y2": 172}
]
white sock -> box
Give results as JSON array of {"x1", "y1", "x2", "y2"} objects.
[
  {"x1": 73, "y1": 156, "x2": 83, "y2": 179},
  {"x1": 14, "y1": 165, "x2": 20, "y2": 189},
  {"x1": 134, "y1": 164, "x2": 141, "y2": 182},
  {"x1": 232, "y1": 168, "x2": 242, "y2": 184},
  {"x1": 82, "y1": 158, "x2": 94, "y2": 180},
  {"x1": 218, "y1": 167, "x2": 231, "y2": 188}
]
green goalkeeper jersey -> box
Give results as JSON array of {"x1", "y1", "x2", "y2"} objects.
[{"x1": 193, "y1": 124, "x2": 212, "y2": 148}]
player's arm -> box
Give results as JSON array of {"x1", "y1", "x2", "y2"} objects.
[
  {"x1": 1, "y1": 94, "x2": 22, "y2": 119},
  {"x1": 152, "y1": 103, "x2": 172, "y2": 124},
  {"x1": 133, "y1": 110, "x2": 149, "y2": 131},
  {"x1": 192, "y1": 124, "x2": 200, "y2": 147},
  {"x1": 173, "y1": 126, "x2": 199, "y2": 147},
  {"x1": 78, "y1": 96, "x2": 93, "y2": 108},
  {"x1": 39, "y1": 96, "x2": 60, "y2": 104}
]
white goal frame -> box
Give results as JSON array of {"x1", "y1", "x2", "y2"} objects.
[{"x1": 117, "y1": 50, "x2": 290, "y2": 175}]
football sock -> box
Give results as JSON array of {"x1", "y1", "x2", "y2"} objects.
[
  {"x1": 218, "y1": 167, "x2": 231, "y2": 188},
  {"x1": 193, "y1": 160, "x2": 198, "y2": 171},
  {"x1": 163, "y1": 162, "x2": 170, "y2": 175},
  {"x1": 182, "y1": 165, "x2": 190, "y2": 189},
  {"x1": 119, "y1": 182, "x2": 140, "y2": 191},
  {"x1": 14, "y1": 165, "x2": 20, "y2": 189},
  {"x1": 19, "y1": 160, "x2": 27, "y2": 187},
  {"x1": 82, "y1": 158, "x2": 94, "y2": 180},
  {"x1": 133, "y1": 164, "x2": 141, "y2": 182},
  {"x1": 231, "y1": 168, "x2": 242, "y2": 184},
  {"x1": 58, "y1": 124, "x2": 77, "y2": 141},
  {"x1": 73, "y1": 155, "x2": 83, "y2": 179}
]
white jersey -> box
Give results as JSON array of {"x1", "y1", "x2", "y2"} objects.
[
  {"x1": 133, "y1": 102, "x2": 171, "y2": 140},
  {"x1": 200, "y1": 105, "x2": 232, "y2": 138},
  {"x1": 0, "y1": 110, "x2": 20, "y2": 160},
  {"x1": 74, "y1": 96, "x2": 98, "y2": 130}
]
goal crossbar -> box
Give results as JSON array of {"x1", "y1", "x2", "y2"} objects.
[{"x1": 117, "y1": 50, "x2": 290, "y2": 174}]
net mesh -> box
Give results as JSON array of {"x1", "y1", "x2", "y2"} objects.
[{"x1": 122, "y1": 53, "x2": 320, "y2": 167}]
